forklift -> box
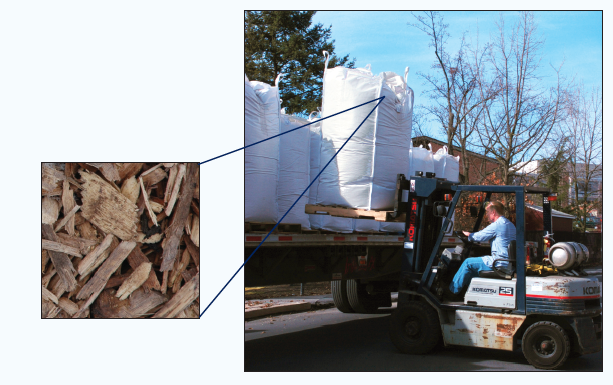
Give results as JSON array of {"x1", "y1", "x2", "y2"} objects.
[{"x1": 389, "y1": 173, "x2": 602, "y2": 370}]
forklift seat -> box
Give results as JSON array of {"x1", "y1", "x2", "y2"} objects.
[{"x1": 478, "y1": 240, "x2": 516, "y2": 280}]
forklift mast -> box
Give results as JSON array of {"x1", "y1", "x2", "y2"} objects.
[{"x1": 398, "y1": 174, "x2": 553, "y2": 315}]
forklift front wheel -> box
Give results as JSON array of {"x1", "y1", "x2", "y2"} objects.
[
  {"x1": 522, "y1": 321, "x2": 571, "y2": 370},
  {"x1": 389, "y1": 301, "x2": 440, "y2": 355}
]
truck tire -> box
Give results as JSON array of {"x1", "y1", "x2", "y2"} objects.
[
  {"x1": 331, "y1": 280, "x2": 354, "y2": 313},
  {"x1": 346, "y1": 279, "x2": 379, "y2": 313},
  {"x1": 522, "y1": 321, "x2": 571, "y2": 370},
  {"x1": 389, "y1": 301, "x2": 440, "y2": 355}
]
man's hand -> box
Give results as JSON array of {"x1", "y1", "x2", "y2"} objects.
[{"x1": 462, "y1": 231, "x2": 471, "y2": 237}]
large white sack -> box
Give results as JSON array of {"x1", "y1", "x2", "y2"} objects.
[
  {"x1": 315, "y1": 59, "x2": 413, "y2": 210},
  {"x1": 409, "y1": 143, "x2": 434, "y2": 177},
  {"x1": 316, "y1": 64, "x2": 381, "y2": 209},
  {"x1": 244, "y1": 76, "x2": 280, "y2": 223},
  {"x1": 308, "y1": 113, "x2": 322, "y2": 206},
  {"x1": 278, "y1": 113, "x2": 311, "y2": 229},
  {"x1": 308, "y1": 112, "x2": 353, "y2": 233},
  {"x1": 353, "y1": 218, "x2": 380, "y2": 232},
  {"x1": 370, "y1": 71, "x2": 414, "y2": 209},
  {"x1": 379, "y1": 221, "x2": 405, "y2": 234},
  {"x1": 309, "y1": 215, "x2": 354, "y2": 233},
  {"x1": 432, "y1": 145, "x2": 460, "y2": 182}
]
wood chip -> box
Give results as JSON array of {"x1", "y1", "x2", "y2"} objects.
[
  {"x1": 127, "y1": 247, "x2": 160, "y2": 292},
  {"x1": 78, "y1": 234, "x2": 114, "y2": 276},
  {"x1": 99, "y1": 163, "x2": 120, "y2": 182},
  {"x1": 61, "y1": 180, "x2": 77, "y2": 235},
  {"x1": 80, "y1": 171, "x2": 138, "y2": 241},
  {"x1": 92, "y1": 288, "x2": 167, "y2": 318},
  {"x1": 116, "y1": 262, "x2": 152, "y2": 300},
  {"x1": 42, "y1": 224, "x2": 77, "y2": 292},
  {"x1": 74, "y1": 241, "x2": 137, "y2": 317},
  {"x1": 104, "y1": 273, "x2": 131, "y2": 289},
  {"x1": 42, "y1": 163, "x2": 199, "y2": 318},
  {"x1": 164, "y1": 165, "x2": 178, "y2": 203},
  {"x1": 121, "y1": 176, "x2": 140, "y2": 204},
  {"x1": 42, "y1": 164, "x2": 65, "y2": 192},
  {"x1": 42, "y1": 285, "x2": 59, "y2": 304},
  {"x1": 149, "y1": 200, "x2": 164, "y2": 213},
  {"x1": 161, "y1": 270, "x2": 169, "y2": 295},
  {"x1": 153, "y1": 272, "x2": 199, "y2": 318},
  {"x1": 118, "y1": 163, "x2": 145, "y2": 182},
  {"x1": 56, "y1": 233, "x2": 99, "y2": 255},
  {"x1": 42, "y1": 239, "x2": 83, "y2": 258},
  {"x1": 169, "y1": 249, "x2": 190, "y2": 288},
  {"x1": 139, "y1": 177, "x2": 158, "y2": 227},
  {"x1": 42, "y1": 249, "x2": 49, "y2": 273},
  {"x1": 141, "y1": 166, "x2": 167, "y2": 187},
  {"x1": 165, "y1": 163, "x2": 186, "y2": 216},
  {"x1": 58, "y1": 297, "x2": 79, "y2": 316},
  {"x1": 42, "y1": 197, "x2": 61, "y2": 225},
  {"x1": 191, "y1": 215, "x2": 199, "y2": 247},
  {"x1": 184, "y1": 234, "x2": 200, "y2": 271},
  {"x1": 54, "y1": 204, "x2": 81, "y2": 232},
  {"x1": 160, "y1": 163, "x2": 197, "y2": 271},
  {"x1": 140, "y1": 163, "x2": 163, "y2": 177}
]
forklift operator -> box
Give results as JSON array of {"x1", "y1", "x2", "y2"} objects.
[{"x1": 449, "y1": 201, "x2": 516, "y2": 295}]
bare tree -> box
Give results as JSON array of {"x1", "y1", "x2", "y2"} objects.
[
  {"x1": 409, "y1": 11, "x2": 498, "y2": 183},
  {"x1": 475, "y1": 11, "x2": 567, "y2": 197},
  {"x1": 411, "y1": 105, "x2": 432, "y2": 138},
  {"x1": 563, "y1": 84, "x2": 602, "y2": 232}
]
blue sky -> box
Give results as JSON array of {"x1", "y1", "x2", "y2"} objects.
[{"x1": 312, "y1": 11, "x2": 603, "y2": 140}]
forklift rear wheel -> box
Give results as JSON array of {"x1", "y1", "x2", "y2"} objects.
[
  {"x1": 331, "y1": 280, "x2": 354, "y2": 313},
  {"x1": 389, "y1": 301, "x2": 440, "y2": 354},
  {"x1": 346, "y1": 279, "x2": 379, "y2": 313},
  {"x1": 522, "y1": 321, "x2": 571, "y2": 370}
]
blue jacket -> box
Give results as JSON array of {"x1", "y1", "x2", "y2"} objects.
[{"x1": 468, "y1": 216, "x2": 516, "y2": 270}]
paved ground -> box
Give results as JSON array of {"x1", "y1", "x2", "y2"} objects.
[
  {"x1": 245, "y1": 306, "x2": 602, "y2": 371},
  {"x1": 244, "y1": 267, "x2": 602, "y2": 371}
]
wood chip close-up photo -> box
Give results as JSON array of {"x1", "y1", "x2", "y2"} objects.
[{"x1": 41, "y1": 162, "x2": 200, "y2": 318}]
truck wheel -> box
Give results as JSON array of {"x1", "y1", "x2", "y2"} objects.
[
  {"x1": 389, "y1": 301, "x2": 440, "y2": 354},
  {"x1": 346, "y1": 279, "x2": 379, "y2": 313},
  {"x1": 522, "y1": 321, "x2": 571, "y2": 370},
  {"x1": 331, "y1": 280, "x2": 354, "y2": 313}
]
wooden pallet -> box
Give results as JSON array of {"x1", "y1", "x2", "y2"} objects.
[{"x1": 304, "y1": 204, "x2": 405, "y2": 222}]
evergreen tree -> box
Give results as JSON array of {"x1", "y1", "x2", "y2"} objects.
[
  {"x1": 245, "y1": 11, "x2": 355, "y2": 116},
  {"x1": 539, "y1": 145, "x2": 570, "y2": 211}
]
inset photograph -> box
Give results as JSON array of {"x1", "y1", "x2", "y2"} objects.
[{"x1": 42, "y1": 163, "x2": 200, "y2": 318}]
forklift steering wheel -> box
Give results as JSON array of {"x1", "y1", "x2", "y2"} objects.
[{"x1": 454, "y1": 231, "x2": 473, "y2": 245}]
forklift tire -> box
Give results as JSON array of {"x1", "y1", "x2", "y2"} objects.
[
  {"x1": 522, "y1": 321, "x2": 571, "y2": 370},
  {"x1": 331, "y1": 280, "x2": 354, "y2": 313},
  {"x1": 346, "y1": 279, "x2": 379, "y2": 313},
  {"x1": 389, "y1": 301, "x2": 440, "y2": 355}
]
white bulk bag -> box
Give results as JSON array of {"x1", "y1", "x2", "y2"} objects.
[
  {"x1": 308, "y1": 111, "x2": 353, "y2": 233},
  {"x1": 353, "y1": 218, "x2": 380, "y2": 232},
  {"x1": 315, "y1": 54, "x2": 414, "y2": 210},
  {"x1": 432, "y1": 145, "x2": 460, "y2": 182},
  {"x1": 370, "y1": 70, "x2": 414, "y2": 209},
  {"x1": 309, "y1": 215, "x2": 354, "y2": 233},
  {"x1": 409, "y1": 143, "x2": 434, "y2": 178},
  {"x1": 278, "y1": 112, "x2": 311, "y2": 229},
  {"x1": 244, "y1": 75, "x2": 280, "y2": 223},
  {"x1": 379, "y1": 221, "x2": 405, "y2": 234}
]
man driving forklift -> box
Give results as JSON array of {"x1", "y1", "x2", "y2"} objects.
[{"x1": 447, "y1": 201, "x2": 516, "y2": 297}]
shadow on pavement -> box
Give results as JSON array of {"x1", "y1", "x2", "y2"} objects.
[{"x1": 245, "y1": 311, "x2": 602, "y2": 372}]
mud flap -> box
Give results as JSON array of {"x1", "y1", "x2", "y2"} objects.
[{"x1": 569, "y1": 316, "x2": 602, "y2": 355}]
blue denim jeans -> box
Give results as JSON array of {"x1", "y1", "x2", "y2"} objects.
[{"x1": 449, "y1": 257, "x2": 493, "y2": 294}]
